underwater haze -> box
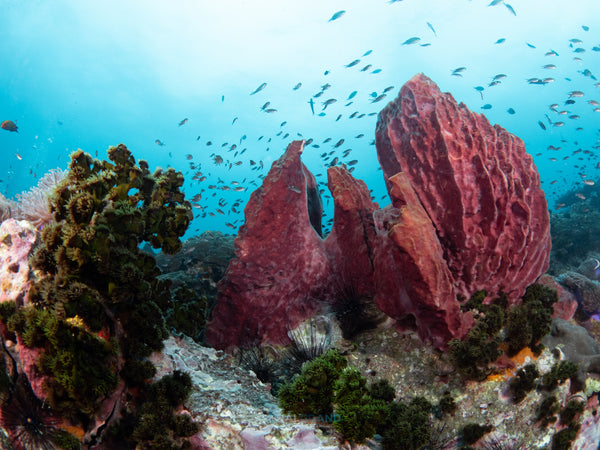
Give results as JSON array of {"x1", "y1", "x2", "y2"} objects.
[{"x1": 1, "y1": 0, "x2": 600, "y2": 238}]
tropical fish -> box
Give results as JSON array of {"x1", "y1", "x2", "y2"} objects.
[
  {"x1": 347, "y1": 91, "x2": 358, "y2": 100},
  {"x1": 495, "y1": 38, "x2": 506, "y2": 44},
  {"x1": 426, "y1": 22, "x2": 437, "y2": 37},
  {"x1": 569, "y1": 91, "x2": 584, "y2": 98},
  {"x1": 213, "y1": 155, "x2": 223, "y2": 165},
  {"x1": 178, "y1": 118, "x2": 188, "y2": 126},
  {"x1": 371, "y1": 69, "x2": 382, "y2": 74},
  {"x1": 250, "y1": 82, "x2": 267, "y2": 95},
  {"x1": 1, "y1": 120, "x2": 18, "y2": 132},
  {"x1": 493, "y1": 74, "x2": 507, "y2": 81},
  {"x1": 360, "y1": 64, "x2": 373, "y2": 72},
  {"x1": 321, "y1": 83, "x2": 331, "y2": 91},
  {"x1": 322, "y1": 99, "x2": 337, "y2": 110},
  {"x1": 402, "y1": 37, "x2": 421, "y2": 45},
  {"x1": 371, "y1": 94, "x2": 387, "y2": 103},
  {"x1": 481, "y1": 104, "x2": 492, "y2": 110},
  {"x1": 545, "y1": 50, "x2": 559, "y2": 56},
  {"x1": 507, "y1": 108, "x2": 515, "y2": 114},
  {"x1": 345, "y1": 59, "x2": 360, "y2": 68},
  {"x1": 383, "y1": 86, "x2": 395, "y2": 93},
  {"x1": 328, "y1": 10, "x2": 346, "y2": 22},
  {"x1": 504, "y1": 3, "x2": 516, "y2": 15},
  {"x1": 538, "y1": 121, "x2": 547, "y2": 130},
  {"x1": 155, "y1": 139, "x2": 165, "y2": 146},
  {"x1": 293, "y1": 82, "x2": 302, "y2": 90},
  {"x1": 363, "y1": 50, "x2": 373, "y2": 56},
  {"x1": 526, "y1": 43, "x2": 536, "y2": 49},
  {"x1": 264, "y1": 108, "x2": 277, "y2": 113},
  {"x1": 487, "y1": 0, "x2": 502, "y2": 5},
  {"x1": 334, "y1": 139, "x2": 344, "y2": 148},
  {"x1": 308, "y1": 98, "x2": 315, "y2": 115}
]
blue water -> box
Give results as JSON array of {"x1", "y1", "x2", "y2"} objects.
[{"x1": 1, "y1": 0, "x2": 599, "y2": 239}]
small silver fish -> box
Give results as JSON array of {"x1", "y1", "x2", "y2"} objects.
[
  {"x1": 250, "y1": 82, "x2": 267, "y2": 95},
  {"x1": 402, "y1": 37, "x2": 421, "y2": 45}
]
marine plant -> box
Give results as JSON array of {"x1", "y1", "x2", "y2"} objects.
[
  {"x1": 278, "y1": 348, "x2": 347, "y2": 417},
  {"x1": 0, "y1": 145, "x2": 193, "y2": 433}
]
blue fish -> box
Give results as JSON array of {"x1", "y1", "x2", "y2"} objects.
[
  {"x1": 348, "y1": 91, "x2": 358, "y2": 100},
  {"x1": 328, "y1": 10, "x2": 345, "y2": 22},
  {"x1": 308, "y1": 98, "x2": 315, "y2": 115}
]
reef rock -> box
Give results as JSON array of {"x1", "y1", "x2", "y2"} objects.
[
  {"x1": 557, "y1": 271, "x2": 600, "y2": 317},
  {"x1": 206, "y1": 141, "x2": 332, "y2": 350},
  {"x1": 0, "y1": 219, "x2": 38, "y2": 307},
  {"x1": 376, "y1": 73, "x2": 550, "y2": 304}
]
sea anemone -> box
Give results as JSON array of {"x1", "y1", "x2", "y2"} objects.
[
  {"x1": 0, "y1": 193, "x2": 18, "y2": 224},
  {"x1": 15, "y1": 168, "x2": 67, "y2": 228}
]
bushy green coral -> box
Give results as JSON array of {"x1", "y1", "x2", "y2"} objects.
[
  {"x1": 460, "y1": 423, "x2": 493, "y2": 445},
  {"x1": 105, "y1": 370, "x2": 199, "y2": 449},
  {"x1": 541, "y1": 361, "x2": 579, "y2": 391},
  {"x1": 504, "y1": 284, "x2": 557, "y2": 356},
  {"x1": 536, "y1": 394, "x2": 559, "y2": 427},
  {"x1": 381, "y1": 397, "x2": 432, "y2": 450},
  {"x1": 449, "y1": 286, "x2": 557, "y2": 380},
  {"x1": 509, "y1": 363, "x2": 539, "y2": 403},
  {"x1": 278, "y1": 348, "x2": 347, "y2": 417},
  {"x1": 4, "y1": 145, "x2": 192, "y2": 423},
  {"x1": 333, "y1": 368, "x2": 390, "y2": 443}
]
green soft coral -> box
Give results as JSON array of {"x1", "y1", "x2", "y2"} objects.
[{"x1": 12, "y1": 144, "x2": 193, "y2": 420}]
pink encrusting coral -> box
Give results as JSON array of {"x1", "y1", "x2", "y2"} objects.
[{"x1": 207, "y1": 74, "x2": 551, "y2": 350}]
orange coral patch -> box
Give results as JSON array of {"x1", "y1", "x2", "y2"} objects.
[{"x1": 487, "y1": 346, "x2": 539, "y2": 382}]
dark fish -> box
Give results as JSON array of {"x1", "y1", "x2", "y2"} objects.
[
  {"x1": 328, "y1": 10, "x2": 346, "y2": 22},
  {"x1": 345, "y1": 59, "x2": 360, "y2": 68},
  {"x1": 336, "y1": 114, "x2": 342, "y2": 122},
  {"x1": 322, "y1": 98, "x2": 337, "y2": 110},
  {"x1": 334, "y1": 139, "x2": 344, "y2": 148},
  {"x1": 360, "y1": 64, "x2": 373, "y2": 72},
  {"x1": 371, "y1": 94, "x2": 387, "y2": 103},
  {"x1": 526, "y1": 42, "x2": 536, "y2": 48},
  {"x1": 308, "y1": 98, "x2": 315, "y2": 115},
  {"x1": 232, "y1": 117, "x2": 238, "y2": 125},
  {"x1": 507, "y1": 108, "x2": 516, "y2": 114},
  {"x1": 264, "y1": 108, "x2": 277, "y2": 113},
  {"x1": 481, "y1": 104, "x2": 492, "y2": 110},
  {"x1": 178, "y1": 118, "x2": 188, "y2": 126},
  {"x1": 1, "y1": 120, "x2": 18, "y2": 132},
  {"x1": 538, "y1": 121, "x2": 546, "y2": 130},
  {"x1": 402, "y1": 37, "x2": 421, "y2": 45},
  {"x1": 293, "y1": 82, "x2": 302, "y2": 90},
  {"x1": 155, "y1": 139, "x2": 165, "y2": 146},
  {"x1": 250, "y1": 82, "x2": 267, "y2": 95},
  {"x1": 383, "y1": 86, "x2": 395, "y2": 93}
]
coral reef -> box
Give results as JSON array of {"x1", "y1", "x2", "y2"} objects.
[{"x1": 207, "y1": 74, "x2": 550, "y2": 351}]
